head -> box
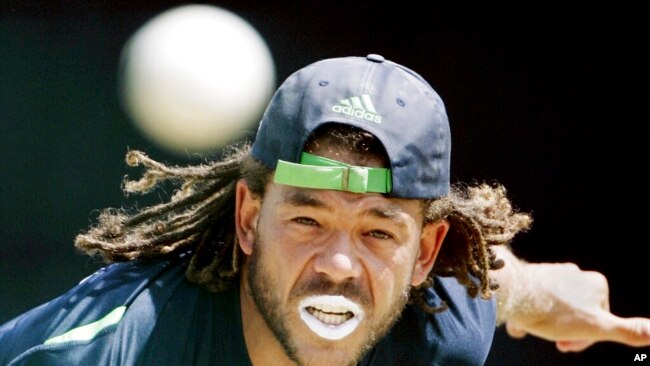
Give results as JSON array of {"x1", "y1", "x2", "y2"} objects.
[
  {"x1": 74, "y1": 54, "x2": 531, "y2": 366},
  {"x1": 237, "y1": 124, "x2": 448, "y2": 365},
  {"x1": 235, "y1": 55, "x2": 452, "y2": 366}
]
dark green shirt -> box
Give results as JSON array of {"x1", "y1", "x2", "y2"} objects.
[{"x1": 0, "y1": 252, "x2": 495, "y2": 365}]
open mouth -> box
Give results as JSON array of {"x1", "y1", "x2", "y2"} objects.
[{"x1": 298, "y1": 295, "x2": 364, "y2": 340}]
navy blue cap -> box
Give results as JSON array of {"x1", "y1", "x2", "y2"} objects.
[{"x1": 251, "y1": 54, "x2": 451, "y2": 199}]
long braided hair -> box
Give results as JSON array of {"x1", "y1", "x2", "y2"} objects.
[{"x1": 75, "y1": 124, "x2": 531, "y2": 311}]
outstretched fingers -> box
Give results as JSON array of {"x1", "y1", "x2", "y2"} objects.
[
  {"x1": 607, "y1": 315, "x2": 650, "y2": 347},
  {"x1": 552, "y1": 312, "x2": 650, "y2": 352}
]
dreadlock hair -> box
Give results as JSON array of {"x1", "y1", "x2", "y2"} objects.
[
  {"x1": 75, "y1": 124, "x2": 531, "y2": 311},
  {"x1": 74, "y1": 143, "x2": 262, "y2": 292},
  {"x1": 409, "y1": 183, "x2": 531, "y2": 313}
]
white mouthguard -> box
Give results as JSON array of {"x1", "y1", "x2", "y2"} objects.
[{"x1": 298, "y1": 295, "x2": 364, "y2": 340}]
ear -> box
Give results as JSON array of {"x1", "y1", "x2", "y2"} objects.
[
  {"x1": 235, "y1": 179, "x2": 261, "y2": 255},
  {"x1": 411, "y1": 220, "x2": 449, "y2": 286}
]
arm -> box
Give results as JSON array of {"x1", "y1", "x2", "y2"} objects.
[{"x1": 491, "y1": 245, "x2": 650, "y2": 352}]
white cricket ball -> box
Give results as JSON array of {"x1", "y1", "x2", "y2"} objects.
[{"x1": 120, "y1": 4, "x2": 275, "y2": 154}]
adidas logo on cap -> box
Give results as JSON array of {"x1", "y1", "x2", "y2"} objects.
[{"x1": 332, "y1": 94, "x2": 382, "y2": 123}]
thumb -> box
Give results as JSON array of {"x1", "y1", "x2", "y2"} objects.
[{"x1": 556, "y1": 340, "x2": 594, "y2": 352}]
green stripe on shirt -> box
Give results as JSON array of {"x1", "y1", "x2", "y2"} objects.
[{"x1": 44, "y1": 306, "x2": 127, "y2": 345}]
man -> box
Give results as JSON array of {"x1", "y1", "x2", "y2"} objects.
[{"x1": 1, "y1": 54, "x2": 648, "y2": 365}]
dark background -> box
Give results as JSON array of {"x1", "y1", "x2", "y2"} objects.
[{"x1": 1, "y1": 2, "x2": 647, "y2": 365}]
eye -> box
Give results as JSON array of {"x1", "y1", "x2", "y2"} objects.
[
  {"x1": 293, "y1": 217, "x2": 318, "y2": 226},
  {"x1": 367, "y1": 230, "x2": 393, "y2": 240}
]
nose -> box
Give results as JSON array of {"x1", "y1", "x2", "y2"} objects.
[{"x1": 313, "y1": 233, "x2": 362, "y2": 283}]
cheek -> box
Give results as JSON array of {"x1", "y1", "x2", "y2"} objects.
[
  {"x1": 254, "y1": 226, "x2": 318, "y2": 292},
  {"x1": 367, "y1": 244, "x2": 419, "y2": 302},
  {"x1": 262, "y1": 229, "x2": 315, "y2": 266}
]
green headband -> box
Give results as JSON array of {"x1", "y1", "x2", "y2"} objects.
[{"x1": 274, "y1": 152, "x2": 392, "y2": 194}]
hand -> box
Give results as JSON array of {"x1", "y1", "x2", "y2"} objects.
[{"x1": 501, "y1": 261, "x2": 650, "y2": 352}]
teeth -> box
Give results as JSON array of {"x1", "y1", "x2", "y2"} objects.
[
  {"x1": 306, "y1": 307, "x2": 353, "y2": 326},
  {"x1": 298, "y1": 295, "x2": 365, "y2": 340},
  {"x1": 312, "y1": 303, "x2": 350, "y2": 313}
]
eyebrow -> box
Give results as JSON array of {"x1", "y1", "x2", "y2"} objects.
[
  {"x1": 367, "y1": 207, "x2": 401, "y2": 220},
  {"x1": 284, "y1": 190, "x2": 331, "y2": 210},
  {"x1": 283, "y1": 190, "x2": 407, "y2": 224}
]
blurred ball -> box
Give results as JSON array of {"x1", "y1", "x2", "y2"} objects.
[{"x1": 120, "y1": 4, "x2": 275, "y2": 154}]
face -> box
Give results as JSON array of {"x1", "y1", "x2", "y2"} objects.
[{"x1": 237, "y1": 181, "x2": 446, "y2": 366}]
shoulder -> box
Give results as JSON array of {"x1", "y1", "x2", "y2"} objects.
[
  {"x1": 0, "y1": 253, "x2": 192, "y2": 365},
  {"x1": 363, "y1": 276, "x2": 496, "y2": 366}
]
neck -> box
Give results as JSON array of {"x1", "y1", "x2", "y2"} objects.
[{"x1": 240, "y1": 270, "x2": 297, "y2": 366}]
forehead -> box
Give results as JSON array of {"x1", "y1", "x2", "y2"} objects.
[{"x1": 267, "y1": 182, "x2": 424, "y2": 221}]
